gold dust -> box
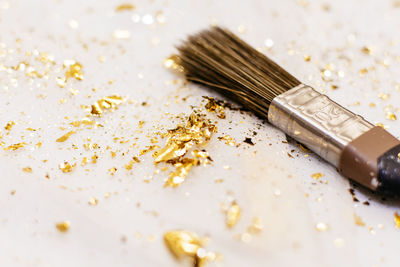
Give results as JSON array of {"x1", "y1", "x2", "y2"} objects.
[
  {"x1": 22, "y1": 166, "x2": 32, "y2": 173},
  {"x1": 311, "y1": 172, "x2": 323, "y2": 180},
  {"x1": 225, "y1": 202, "x2": 241, "y2": 228},
  {"x1": 303, "y1": 55, "x2": 311, "y2": 62},
  {"x1": 354, "y1": 213, "x2": 366, "y2": 226},
  {"x1": 35, "y1": 142, "x2": 42, "y2": 148},
  {"x1": 361, "y1": 46, "x2": 373, "y2": 55},
  {"x1": 115, "y1": 3, "x2": 135, "y2": 12},
  {"x1": 394, "y1": 212, "x2": 400, "y2": 228},
  {"x1": 163, "y1": 55, "x2": 184, "y2": 73},
  {"x1": 56, "y1": 221, "x2": 70, "y2": 232},
  {"x1": 90, "y1": 95, "x2": 123, "y2": 116},
  {"x1": 81, "y1": 157, "x2": 88, "y2": 166},
  {"x1": 59, "y1": 162, "x2": 76, "y2": 173},
  {"x1": 247, "y1": 217, "x2": 263, "y2": 234},
  {"x1": 125, "y1": 156, "x2": 140, "y2": 170},
  {"x1": 5, "y1": 121, "x2": 15, "y2": 131},
  {"x1": 369, "y1": 103, "x2": 376, "y2": 107},
  {"x1": 89, "y1": 197, "x2": 99, "y2": 206},
  {"x1": 315, "y1": 222, "x2": 329, "y2": 232},
  {"x1": 4, "y1": 142, "x2": 26, "y2": 151},
  {"x1": 56, "y1": 130, "x2": 76, "y2": 142},
  {"x1": 359, "y1": 68, "x2": 368, "y2": 76},
  {"x1": 70, "y1": 118, "x2": 95, "y2": 127},
  {"x1": 386, "y1": 112, "x2": 397, "y2": 121},
  {"x1": 378, "y1": 93, "x2": 390, "y2": 101},
  {"x1": 164, "y1": 230, "x2": 217, "y2": 267}
]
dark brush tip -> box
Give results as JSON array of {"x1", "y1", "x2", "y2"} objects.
[{"x1": 377, "y1": 144, "x2": 400, "y2": 196}]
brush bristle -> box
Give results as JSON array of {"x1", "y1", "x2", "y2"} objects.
[{"x1": 177, "y1": 26, "x2": 301, "y2": 117}]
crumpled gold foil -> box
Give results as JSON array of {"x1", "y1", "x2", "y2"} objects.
[
  {"x1": 65, "y1": 61, "x2": 84, "y2": 81},
  {"x1": 4, "y1": 142, "x2": 27, "y2": 151},
  {"x1": 204, "y1": 97, "x2": 226, "y2": 119},
  {"x1": 153, "y1": 113, "x2": 216, "y2": 187}
]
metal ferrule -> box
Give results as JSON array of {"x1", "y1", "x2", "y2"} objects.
[{"x1": 268, "y1": 84, "x2": 373, "y2": 167}]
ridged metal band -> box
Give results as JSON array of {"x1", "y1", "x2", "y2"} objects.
[{"x1": 267, "y1": 84, "x2": 373, "y2": 167}]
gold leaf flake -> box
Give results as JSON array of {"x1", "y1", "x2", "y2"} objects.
[
  {"x1": 22, "y1": 167, "x2": 32, "y2": 173},
  {"x1": 90, "y1": 95, "x2": 124, "y2": 116},
  {"x1": 115, "y1": 3, "x2": 135, "y2": 12},
  {"x1": 164, "y1": 230, "x2": 217, "y2": 267},
  {"x1": 247, "y1": 217, "x2": 263, "y2": 234},
  {"x1": 125, "y1": 156, "x2": 140, "y2": 170},
  {"x1": 56, "y1": 221, "x2": 70, "y2": 232},
  {"x1": 4, "y1": 142, "x2": 26, "y2": 151},
  {"x1": 226, "y1": 202, "x2": 241, "y2": 228},
  {"x1": 65, "y1": 61, "x2": 84, "y2": 81},
  {"x1": 56, "y1": 130, "x2": 76, "y2": 142},
  {"x1": 5, "y1": 121, "x2": 15, "y2": 131},
  {"x1": 35, "y1": 142, "x2": 42, "y2": 148},
  {"x1": 359, "y1": 68, "x2": 368, "y2": 76},
  {"x1": 394, "y1": 212, "x2": 400, "y2": 228},
  {"x1": 204, "y1": 97, "x2": 225, "y2": 119},
  {"x1": 311, "y1": 172, "x2": 323, "y2": 180},
  {"x1": 354, "y1": 213, "x2": 365, "y2": 226},
  {"x1": 165, "y1": 159, "x2": 199, "y2": 187},
  {"x1": 109, "y1": 167, "x2": 117, "y2": 175},
  {"x1": 59, "y1": 162, "x2": 76, "y2": 173},
  {"x1": 361, "y1": 46, "x2": 373, "y2": 55},
  {"x1": 303, "y1": 55, "x2": 311, "y2": 62},
  {"x1": 378, "y1": 93, "x2": 390, "y2": 101},
  {"x1": 70, "y1": 118, "x2": 95, "y2": 127},
  {"x1": 218, "y1": 135, "x2": 237, "y2": 146},
  {"x1": 81, "y1": 157, "x2": 88, "y2": 166}
]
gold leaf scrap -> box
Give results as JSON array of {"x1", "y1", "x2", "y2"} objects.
[
  {"x1": 226, "y1": 202, "x2": 241, "y2": 228},
  {"x1": 115, "y1": 3, "x2": 135, "y2": 12},
  {"x1": 90, "y1": 95, "x2": 124, "y2": 116},
  {"x1": 56, "y1": 221, "x2": 70, "y2": 232},
  {"x1": 4, "y1": 142, "x2": 27, "y2": 151},
  {"x1": 56, "y1": 130, "x2": 76, "y2": 142},
  {"x1": 59, "y1": 162, "x2": 76, "y2": 173}
]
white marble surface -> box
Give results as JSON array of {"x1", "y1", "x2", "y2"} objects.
[{"x1": 1, "y1": 0, "x2": 400, "y2": 266}]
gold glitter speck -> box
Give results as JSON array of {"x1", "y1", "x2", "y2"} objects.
[
  {"x1": 226, "y1": 202, "x2": 241, "y2": 228},
  {"x1": 89, "y1": 197, "x2": 98, "y2": 206},
  {"x1": 59, "y1": 162, "x2": 76, "y2": 173},
  {"x1": 56, "y1": 221, "x2": 70, "y2": 232},
  {"x1": 354, "y1": 213, "x2": 366, "y2": 226},
  {"x1": 90, "y1": 95, "x2": 124, "y2": 116},
  {"x1": 22, "y1": 167, "x2": 32, "y2": 173},
  {"x1": 64, "y1": 61, "x2": 84, "y2": 81},
  {"x1": 4, "y1": 142, "x2": 26, "y2": 151},
  {"x1": 386, "y1": 112, "x2": 397, "y2": 121},
  {"x1": 5, "y1": 121, "x2": 15, "y2": 131}
]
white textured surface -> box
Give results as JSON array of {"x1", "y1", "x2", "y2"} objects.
[{"x1": 1, "y1": 0, "x2": 400, "y2": 267}]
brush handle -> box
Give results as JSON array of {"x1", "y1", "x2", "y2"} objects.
[{"x1": 268, "y1": 84, "x2": 400, "y2": 194}]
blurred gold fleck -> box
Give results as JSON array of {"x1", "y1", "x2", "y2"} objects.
[
  {"x1": 247, "y1": 217, "x2": 263, "y2": 234},
  {"x1": 394, "y1": 212, "x2": 400, "y2": 228},
  {"x1": 81, "y1": 157, "x2": 88, "y2": 166},
  {"x1": 64, "y1": 61, "x2": 84, "y2": 81},
  {"x1": 315, "y1": 222, "x2": 329, "y2": 232},
  {"x1": 354, "y1": 213, "x2": 366, "y2": 226},
  {"x1": 22, "y1": 167, "x2": 32, "y2": 173},
  {"x1": 303, "y1": 55, "x2": 311, "y2": 62},
  {"x1": 115, "y1": 3, "x2": 135, "y2": 12},
  {"x1": 109, "y1": 167, "x2": 117, "y2": 175},
  {"x1": 312, "y1": 172, "x2": 323, "y2": 180},
  {"x1": 369, "y1": 103, "x2": 376, "y2": 107},
  {"x1": 218, "y1": 135, "x2": 237, "y2": 146},
  {"x1": 56, "y1": 221, "x2": 70, "y2": 232},
  {"x1": 361, "y1": 46, "x2": 373, "y2": 55},
  {"x1": 386, "y1": 112, "x2": 397, "y2": 121},
  {"x1": 56, "y1": 130, "x2": 76, "y2": 142},
  {"x1": 163, "y1": 55, "x2": 184, "y2": 73},
  {"x1": 226, "y1": 202, "x2": 241, "y2": 228},
  {"x1": 378, "y1": 93, "x2": 390, "y2": 101},
  {"x1": 359, "y1": 68, "x2": 368, "y2": 76},
  {"x1": 89, "y1": 197, "x2": 98, "y2": 206}
]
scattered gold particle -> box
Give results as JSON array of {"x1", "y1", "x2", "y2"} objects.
[
  {"x1": 64, "y1": 61, "x2": 84, "y2": 81},
  {"x1": 81, "y1": 157, "x2": 88, "y2": 166},
  {"x1": 247, "y1": 217, "x2": 263, "y2": 234},
  {"x1": 35, "y1": 142, "x2": 42, "y2": 148},
  {"x1": 204, "y1": 97, "x2": 225, "y2": 119},
  {"x1": 5, "y1": 121, "x2": 15, "y2": 131},
  {"x1": 113, "y1": 29, "x2": 131, "y2": 40},
  {"x1": 394, "y1": 212, "x2": 400, "y2": 228},
  {"x1": 354, "y1": 213, "x2": 366, "y2": 226},
  {"x1": 109, "y1": 167, "x2": 117, "y2": 175},
  {"x1": 369, "y1": 103, "x2": 376, "y2": 107},
  {"x1": 56, "y1": 130, "x2": 76, "y2": 142},
  {"x1": 125, "y1": 156, "x2": 140, "y2": 170},
  {"x1": 22, "y1": 167, "x2": 32, "y2": 173},
  {"x1": 386, "y1": 112, "x2": 397, "y2": 121},
  {"x1": 89, "y1": 197, "x2": 98, "y2": 206},
  {"x1": 56, "y1": 221, "x2": 70, "y2": 232},
  {"x1": 115, "y1": 3, "x2": 135, "y2": 12},
  {"x1": 163, "y1": 55, "x2": 184, "y2": 73},
  {"x1": 378, "y1": 93, "x2": 390, "y2": 101},
  {"x1": 59, "y1": 162, "x2": 76, "y2": 173},
  {"x1": 225, "y1": 202, "x2": 241, "y2": 228},
  {"x1": 311, "y1": 172, "x2": 323, "y2": 180},
  {"x1": 303, "y1": 55, "x2": 311, "y2": 62},
  {"x1": 90, "y1": 95, "x2": 124, "y2": 116},
  {"x1": 70, "y1": 118, "x2": 95, "y2": 127},
  {"x1": 164, "y1": 230, "x2": 217, "y2": 267},
  {"x1": 4, "y1": 142, "x2": 27, "y2": 151},
  {"x1": 315, "y1": 222, "x2": 329, "y2": 232},
  {"x1": 218, "y1": 135, "x2": 237, "y2": 146},
  {"x1": 359, "y1": 68, "x2": 368, "y2": 76},
  {"x1": 361, "y1": 46, "x2": 373, "y2": 55}
]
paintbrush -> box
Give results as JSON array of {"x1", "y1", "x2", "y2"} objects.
[{"x1": 174, "y1": 26, "x2": 400, "y2": 195}]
